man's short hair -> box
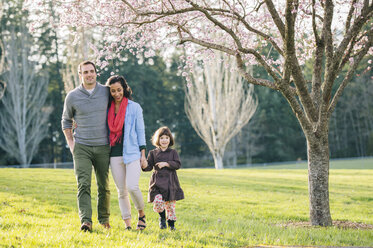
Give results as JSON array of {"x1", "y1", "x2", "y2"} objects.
[{"x1": 78, "y1": 61, "x2": 97, "y2": 74}]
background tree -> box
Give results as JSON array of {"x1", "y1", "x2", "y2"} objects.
[
  {"x1": 0, "y1": 42, "x2": 5, "y2": 99},
  {"x1": 0, "y1": 1, "x2": 5, "y2": 99},
  {"x1": 98, "y1": 48, "x2": 207, "y2": 161},
  {"x1": 62, "y1": 27, "x2": 93, "y2": 92},
  {"x1": 329, "y1": 64, "x2": 373, "y2": 157},
  {"x1": 0, "y1": 28, "x2": 50, "y2": 166},
  {"x1": 185, "y1": 52, "x2": 257, "y2": 169},
  {"x1": 29, "y1": 0, "x2": 373, "y2": 226}
]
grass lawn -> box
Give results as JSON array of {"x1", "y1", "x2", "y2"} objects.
[{"x1": 0, "y1": 158, "x2": 372, "y2": 247}]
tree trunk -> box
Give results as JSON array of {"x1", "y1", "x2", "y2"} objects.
[
  {"x1": 232, "y1": 136, "x2": 237, "y2": 167},
  {"x1": 307, "y1": 133, "x2": 332, "y2": 226},
  {"x1": 213, "y1": 152, "x2": 224, "y2": 170}
]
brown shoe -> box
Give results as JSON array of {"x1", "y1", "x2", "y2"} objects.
[
  {"x1": 81, "y1": 222, "x2": 92, "y2": 232},
  {"x1": 101, "y1": 223, "x2": 111, "y2": 229}
]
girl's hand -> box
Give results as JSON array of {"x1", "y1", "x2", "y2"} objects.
[{"x1": 156, "y1": 162, "x2": 169, "y2": 169}]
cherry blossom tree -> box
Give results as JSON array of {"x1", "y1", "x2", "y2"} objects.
[{"x1": 26, "y1": 0, "x2": 373, "y2": 226}]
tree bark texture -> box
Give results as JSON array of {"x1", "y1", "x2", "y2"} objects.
[
  {"x1": 306, "y1": 133, "x2": 332, "y2": 226},
  {"x1": 307, "y1": 133, "x2": 332, "y2": 226}
]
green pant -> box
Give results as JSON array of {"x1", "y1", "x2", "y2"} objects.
[{"x1": 73, "y1": 143, "x2": 111, "y2": 225}]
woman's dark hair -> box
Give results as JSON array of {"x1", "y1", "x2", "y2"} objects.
[
  {"x1": 106, "y1": 75, "x2": 133, "y2": 102},
  {"x1": 151, "y1": 126, "x2": 174, "y2": 148}
]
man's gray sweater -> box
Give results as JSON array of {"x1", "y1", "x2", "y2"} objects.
[{"x1": 61, "y1": 83, "x2": 109, "y2": 146}]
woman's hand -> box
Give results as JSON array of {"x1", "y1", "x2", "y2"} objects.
[
  {"x1": 156, "y1": 162, "x2": 169, "y2": 169},
  {"x1": 140, "y1": 156, "x2": 148, "y2": 169}
]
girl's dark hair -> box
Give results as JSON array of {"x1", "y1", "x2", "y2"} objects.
[
  {"x1": 152, "y1": 126, "x2": 174, "y2": 148},
  {"x1": 106, "y1": 75, "x2": 133, "y2": 102}
]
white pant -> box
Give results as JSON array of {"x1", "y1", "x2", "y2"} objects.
[{"x1": 110, "y1": 157, "x2": 145, "y2": 220}]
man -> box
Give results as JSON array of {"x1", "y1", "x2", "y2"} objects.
[{"x1": 62, "y1": 61, "x2": 111, "y2": 231}]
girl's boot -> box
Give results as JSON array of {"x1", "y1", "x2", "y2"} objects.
[
  {"x1": 159, "y1": 210, "x2": 166, "y2": 229},
  {"x1": 167, "y1": 220, "x2": 176, "y2": 231}
]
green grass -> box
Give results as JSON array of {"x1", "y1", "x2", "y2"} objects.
[{"x1": 0, "y1": 159, "x2": 372, "y2": 247}]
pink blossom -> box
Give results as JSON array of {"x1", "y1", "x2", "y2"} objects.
[{"x1": 23, "y1": 0, "x2": 372, "y2": 77}]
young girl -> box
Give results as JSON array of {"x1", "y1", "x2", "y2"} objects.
[{"x1": 141, "y1": 126, "x2": 184, "y2": 230}]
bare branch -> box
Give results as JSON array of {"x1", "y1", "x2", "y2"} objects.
[
  {"x1": 0, "y1": 28, "x2": 50, "y2": 165},
  {"x1": 185, "y1": 51, "x2": 258, "y2": 169}
]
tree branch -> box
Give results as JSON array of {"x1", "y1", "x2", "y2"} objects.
[
  {"x1": 235, "y1": 53, "x2": 280, "y2": 90},
  {"x1": 175, "y1": 26, "x2": 236, "y2": 55},
  {"x1": 333, "y1": 2, "x2": 373, "y2": 71},
  {"x1": 173, "y1": 21, "x2": 282, "y2": 83},
  {"x1": 323, "y1": 1, "x2": 372, "y2": 117},
  {"x1": 312, "y1": 0, "x2": 321, "y2": 43},
  {"x1": 310, "y1": 0, "x2": 324, "y2": 108},
  {"x1": 345, "y1": 0, "x2": 358, "y2": 33},
  {"x1": 328, "y1": 32, "x2": 373, "y2": 119},
  {"x1": 283, "y1": 0, "x2": 318, "y2": 122},
  {"x1": 123, "y1": 0, "x2": 285, "y2": 57},
  {"x1": 265, "y1": 0, "x2": 286, "y2": 39},
  {"x1": 184, "y1": 0, "x2": 245, "y2": 51},
  {"x1": 202, "y1": 7, "x2": 284, "y2": 56},
  {"x1": 318, "y1": 0, "x2": 335, "y2": 126},
  {"x1": 238, "y1": 47, "x2": 282, "y2": 82}
]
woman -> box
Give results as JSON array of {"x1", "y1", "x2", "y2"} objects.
[{"x1": 106, "y1": 75, "x2": 147, "y2": 230}]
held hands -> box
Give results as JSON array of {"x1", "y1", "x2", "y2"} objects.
[
  {"x1": 140, "y1": 156, "x2": 148, "y2": 169},
  {"x1": 156, "y1": 162, "x2": 169, "y2": 169}
]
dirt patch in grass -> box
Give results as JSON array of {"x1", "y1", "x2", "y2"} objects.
[{"x1": 277, "y1": 220, "x2": 373, "y2": 229}]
